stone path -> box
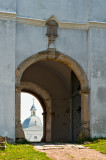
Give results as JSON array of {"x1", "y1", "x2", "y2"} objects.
[
  {"x1": 32, "y1": 143, "x2": 106, "y2": 160},
  {"x1": 32, "y1": 143, "x2": 85, "y2": 150}
]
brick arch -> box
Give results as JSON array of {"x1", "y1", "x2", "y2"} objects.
[{"x1": 15, "y1": 50, "x2": 90, "y2": 140}]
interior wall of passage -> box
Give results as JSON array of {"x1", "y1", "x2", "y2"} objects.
[{"x1": 71, "y1": 71, "x2": 81, "y2": 142}]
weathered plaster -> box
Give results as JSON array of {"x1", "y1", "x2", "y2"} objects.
[
  {"x1": 0, "y1": 20, "x2": 15, "y2": 139},
  {"x1": 89, "y1": 28, "x2": 106, "y2": 137},
  {"x1": 16, "y1": 0, "x2": 88, "y2": 23},
  {"x1": 0, "y1": 0, "x2": 16, "y2": 13},
  {"x1": 90, "y1": 0, "x2": 106, "y2": 22}
]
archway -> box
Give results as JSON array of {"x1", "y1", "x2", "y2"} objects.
[
  {"x1": 15, "y1": 81, "x2": 52, "y2": 142},
  {"x1": 15, "y1": 50, "x2": 90, "y2": 142}
]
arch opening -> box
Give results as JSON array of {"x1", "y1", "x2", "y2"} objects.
[
  {"x1": 21, "y1": 92, "x2": 43, "y2": 142},
  {"x1": 15, "y1": 51, "x2": 90, "y2": 142}
]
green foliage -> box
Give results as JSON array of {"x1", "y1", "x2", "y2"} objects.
[
  {"x1": 15, "y1": 139, "x2": 30, "y2": 144},
  {"x1": 77, "y1": 136, "x2": 105, "y2": 144},
  {"x1": 0, "y1": 143, "x2": 52, "y2": 160},
  {"x1": 84, "y1": 138, "x2": 106, "y2": 154}
]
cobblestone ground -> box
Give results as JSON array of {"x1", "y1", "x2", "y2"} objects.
[{"x1": 33, "y1": 143, "x2": 106, "y2": 160}]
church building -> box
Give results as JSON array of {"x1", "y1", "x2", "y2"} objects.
[
  {"x1": 22, "y1": 101, "x2": 43, "y2": 142},
  {"x1": 0, "y1": 0, "x2": 106, "y2": 142}
]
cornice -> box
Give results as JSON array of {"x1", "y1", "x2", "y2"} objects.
[
  {"x1": 88, "y1": 21, "x2": 106, "y2": 29},
  {"x1": 16, "y1": 16, "x2": 45, "y2": 26},
  {"x1": 0, "y1": 11, "x2": 16, "y2": 20},
  {"x1": 16, "y1": 16, "x2": 106, "y2": 30},
  {"x1": 0, "y1": 11, "x2": 106, "y2": 30}
]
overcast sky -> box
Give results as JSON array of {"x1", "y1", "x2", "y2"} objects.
[{"x1": 21, "y1": 92, "x2": 43, "y2": 124}]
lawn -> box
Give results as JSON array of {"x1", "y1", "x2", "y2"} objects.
[
  {"x1": 0, "y1": 143, "x2": 52, "y2": 160},
  {"x1": 84, "y1": 138, "x2": 106, "y2": 154}
]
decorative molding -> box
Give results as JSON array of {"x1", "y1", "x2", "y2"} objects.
[
  {"x1": 0, "y1": 12, "x2": 106, "y2": 29},
  {"x1": 16, "y1": 16, "x2": 106, "y2": 30},
  {"x1": 60, "y1": 22, "x2": 88, "y2": 30},
  {"x1": 45, "y1": 15, "x2": 60, "y2": 25},
  {"x1": 16, "y1": 16, "x2": 45, "y2": 26},
  {"x1": 0, "y1": 11, "x2": 16, "y2": 20},
  {"x1": 88, "y1": 21, "x2": 106, "y2": 29}
]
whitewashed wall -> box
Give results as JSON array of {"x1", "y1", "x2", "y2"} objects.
[
  {"x1": 0, "y1": 0, "x2": 106, "y2": 139},
  {"x1": 0, "y1": 0, "x2": 16, "y2": 139},
  {"x1": 24, "y1": 126, "x2": 43, "y2": 142}
]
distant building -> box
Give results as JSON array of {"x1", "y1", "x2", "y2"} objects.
[{"x1": 22, "y1": 101, "x2": 43, "y2": 142}]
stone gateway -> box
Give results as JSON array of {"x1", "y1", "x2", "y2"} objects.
[{"x1": 0, "y1": 0, "x2": 106, "y2": 142}]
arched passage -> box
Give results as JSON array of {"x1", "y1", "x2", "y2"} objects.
[
  {"x1": 15, "y1": 82, "x2": 52, "y2": 142},
  {"x1": 15, "y1": 51, "x2": 90, "y2": 142}
]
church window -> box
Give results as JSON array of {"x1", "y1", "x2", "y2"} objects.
[{"x1": 34, "y1": 136, "x2": 37, "y2": 139}]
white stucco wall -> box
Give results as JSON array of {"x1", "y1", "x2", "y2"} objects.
[
  {"x1": 89, "y1": 28, "x2": 106, "y2": 137},
  {"x1": 0, "y1": 0, "x2": 16, "y2": 12},
  {"x1": 89, "y1": 0, "x2": 106, "y2": 22},
  {"x1": 0, "y1": 19, "x2": 15, "y2": 139},
  {"x1": 24, "y1": 126, "x2": 43, "y2": 142},
  {"x1": 16, "y1": 0, "x2": 88, "y2": 23}
]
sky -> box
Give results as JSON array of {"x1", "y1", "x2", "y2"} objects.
[{"x1": 21, "y1": 92, "x2": 43, "y2": 124}]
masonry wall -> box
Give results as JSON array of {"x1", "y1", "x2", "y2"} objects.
[{"x1": 0, "y1": 0, "x2": 106, "y2": 140}]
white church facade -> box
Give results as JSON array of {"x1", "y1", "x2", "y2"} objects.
[
  {"x1": 0, "y1": 0, "x2": 106, "y2": 142},
  {"x1": 22, "y1": 102, "x2": 43, "y2": 142}
]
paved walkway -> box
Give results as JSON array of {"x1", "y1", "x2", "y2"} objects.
[
  {"x1": 32, "y1": 143, "x2": 106, "y2": 160},
  {"x1": 32, "y1": 143, "x2": 85, "y2": 150}
]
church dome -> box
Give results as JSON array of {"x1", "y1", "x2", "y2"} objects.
[
  {"x1": 22, "y1": 115, "x2": 42, "y2": 129},
  {"x1": 22, "y1": 99, "x2": 42, "y2": 129}
]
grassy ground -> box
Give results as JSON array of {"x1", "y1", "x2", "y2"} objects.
[
  {"x1": 0, "y1": 143, "x2": 52, "y2": 160},
  {"x1": 84, "y1": 138, "x2": 106, "y2": 154}
]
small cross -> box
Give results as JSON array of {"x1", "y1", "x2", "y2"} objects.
[{"x1": 33, "y1": 98, "x2": 34, "y2": 104}]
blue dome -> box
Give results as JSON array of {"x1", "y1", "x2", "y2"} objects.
[{"x1": 22, "y1": 115, "x2": 42, "y2": 129}]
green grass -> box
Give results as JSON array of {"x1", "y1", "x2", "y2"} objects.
[
  {"x1": 84, "y1": 138, "x2": 106, "y2": 154},
  {"x1": 65, "y1": 153, "x2": 75, "y2": 158},
  {"x1": 0, "y1": 143, "x2": 52, "y2": 160}
]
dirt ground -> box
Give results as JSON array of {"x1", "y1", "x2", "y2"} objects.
[{"x1": 38, "y1": 148, "x2": 106, "y2": 160}]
